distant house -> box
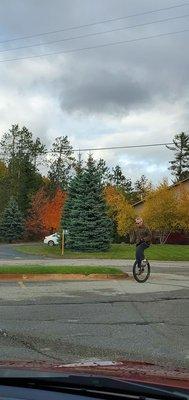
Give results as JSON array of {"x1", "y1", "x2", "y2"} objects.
[
  {"x1": 172, "y1": 176, "x2": 189, "y2": 195},
  {"x1": 133, "y1": 177, "x2": 189, "y2": 244}
]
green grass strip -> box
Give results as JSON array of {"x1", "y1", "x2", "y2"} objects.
[
  {"x1": 14, "y1": 243, "x2": 189, "y2": 261},
  {"x1": 0, "y1": 265, "x2": 124, "y2": 275}
]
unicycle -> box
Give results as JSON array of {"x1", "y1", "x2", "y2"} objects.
[{"x1": 133, "y1": 258, "x2": 151, "y2": 283}]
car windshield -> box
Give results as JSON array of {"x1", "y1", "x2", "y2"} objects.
[{"x1": 0, "y1": 0, "x2": 188, "y2": 385}]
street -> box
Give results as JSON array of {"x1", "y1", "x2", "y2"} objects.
[{"x1": 0, "y1": 268, "x2": 189, "y2": 369}]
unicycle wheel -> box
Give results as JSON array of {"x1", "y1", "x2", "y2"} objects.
[{"x1": 133, "y1": 260, "x2": 150, "y2": 283}]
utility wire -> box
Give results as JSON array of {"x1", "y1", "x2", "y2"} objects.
[
  {"x1": 0, "y1": 28, "x2": 188, "y2": 63},
  {"x1": 1, "y1": 13, "x2": 188, "y2": 54},
  {"x1": 50, "y1": 142, "x2": 174, "y2": 153},
  {"x1": 0, "y1": 142, "x2": 174, "y2": 156},
  {"x1": 0, "y1": 2, "x2": 188, "y2": 44}
]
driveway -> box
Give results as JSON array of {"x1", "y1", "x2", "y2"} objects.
[{"x1": 0, "y1": 244, "x2": 43, "y2": 260}]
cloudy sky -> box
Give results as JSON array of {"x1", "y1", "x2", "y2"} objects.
[{"x1": 0, "y1": 0, "x2": 189, "y2": 183}]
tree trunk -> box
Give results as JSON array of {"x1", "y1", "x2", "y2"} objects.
[
  {"x1": 159, "y1": 231, "x2": 171, "y2": 244},
  {"x1": 163, "y1": 231, "x2": 172, "y2": 244}
]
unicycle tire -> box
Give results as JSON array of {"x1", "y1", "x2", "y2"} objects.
[{"x1": 133, "y1": 260, "x2": 150, "y2": 283}]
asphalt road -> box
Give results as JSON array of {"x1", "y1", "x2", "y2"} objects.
[{"x1": 0, "y1": 271, "x2": 188, "y2": 369}]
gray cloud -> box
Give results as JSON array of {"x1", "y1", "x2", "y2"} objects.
[
  {"x1": 0, "y1": 0, "x2": 189, "y2": 182},
  {"x1": 60, "y1": 66, "x2": 152, "y2": 114},
  {"x1": 59, "y1": 52, "x2": 189, "y2": 115}
]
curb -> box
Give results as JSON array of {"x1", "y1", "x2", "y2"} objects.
[{"x1": 0, "y1": 273, "x2": 129, "y2": 282}]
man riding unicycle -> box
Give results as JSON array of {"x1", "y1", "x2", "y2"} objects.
[{"x1": 131, "y1": 217, "x2": 152, "y2": 282}]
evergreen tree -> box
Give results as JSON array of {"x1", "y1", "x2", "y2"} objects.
[
  {"x1": 167, "y1": 132, "x2": 189, "y2": 181},
  {"x1": 0, "y1": 124, "x2": 21, "y2": 161},
  {"x1": 0, "y1": 160, "x2": 8, "y2": 180},
  {"x1": 0, "y1": 124, "x2": 46, "y2": 168},
  {"x1": 6, "y1": 154, "x2": 43, "y2": 215},
  {"x1": 15, "y1": 155, "x2": 43, "y2": 215},
  {"x1": 109, "y1": 165, "x2": 133, "y2": 200},
  {"x1": 123, "y1": 178, "x2": 134, "y2": 202},
  {"x1": 61, "y1": 155, "x2": 112, "y2": 251},
  {"x1": 96, "y1": 158, "x2": 110, "y2": 185},
  {"x1": 73, "y1": 156, "x2": 110, "y2": 185},
  {"x1": 110, "y1": 165, "x2": 126, "y2": 187},
  {"x1": 31, "y1": 137, "x2": 47, "y2": 169},
  {"x1": 0, "y1": 124, "x2": 45, "y2": 215},
  {"x1": 0, "y1": 161, "x2": 9, "y2": 216},
  {"x1": 0, "y1": 197, "x2": 24, "y2": 242},
  {"x1": 61, "y1": 168, "x2": 83, "y2": 233},
  {"x1": 134, "y1": 175, "x2": 152, "y2": 201},
  {"x1": 74, "y1": 152, "x2": 83, "y2": 174},
  {"x1": 48, "y1": 136, "x2": 76, "y2": 191}
]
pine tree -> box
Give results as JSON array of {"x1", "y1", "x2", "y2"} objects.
[
  {"x1": 0, "y1": 124, "x2": 45, "y2": 215},
  {"x1": 61, "y1": 168, "x2": 83, "y2": 235},
  {"x1": 48, "y1": 136, "x2": 75, "y2": 191},
  {"x1": 109, "y1": 165, "x2": 134, "y2": 201},
  {"x1": 134, "y1": 175, "x2": 152, "y2": 201},
  {"x1": 61, "y1": 155, "x2": 112, "y2": 251},
  {"x1": 96, "y1": 158, "x2": 110, "y2": 185},
  {"x1": 0, "y1": 161, "x2": 10, "y2": 216},
  {"x1": 0, "y1": 197, "x2": 24, "y2": 242},
  {"x1": 0, "y1": 124, "x2": 46, "y2": 168},
  {"x1": 167, "y1": 132, "x2": 189, "y2": 182},
  {"x1": 110, "y1": 165, "x2": 126, "y2": 188},
  {"x1": 20, "y1": 156, "x2": 43, "y2": 215}
]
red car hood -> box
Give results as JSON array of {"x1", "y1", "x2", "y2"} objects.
[{"x1": 0, "y1": 359, "x2": 188, "y2": 389}]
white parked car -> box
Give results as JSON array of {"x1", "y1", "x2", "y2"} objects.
[{"x1": 44, "y1": 233, "x2": 60, "y2": 246}]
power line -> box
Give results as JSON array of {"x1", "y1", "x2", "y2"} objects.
[
  {"x1": 44, "y1": 142, "x2": 175, "y2": 153},
  {"x1": 0, "y1": 28, "x2": 188, "y2": 63},
  {"x1": 0, "y1": 2, "x2": 188, "y2": 45},
  {"x1": 0, "y1": 142, "x2": 174, "y2": 156},
  {"x1": 1, "y1": 13, "x2": 188, "y2": 54}
]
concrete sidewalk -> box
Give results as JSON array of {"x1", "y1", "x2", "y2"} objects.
[
  {"x1": 0, "y1": 273, "x2": 188, "y2": 298},
  {"x1": 0, "y1": 258, "x2": 188, "y2": 267}
]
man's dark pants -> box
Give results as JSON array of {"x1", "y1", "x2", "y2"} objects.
[{"x1": 136, "y1": 242, "x2": 150, "y2": 266}]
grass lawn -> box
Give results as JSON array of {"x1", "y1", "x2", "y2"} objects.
[
  {"x1": 0, "y1": 265, "x2": 123, "y2": 275},
  {"x1": 14, "y1": 243, "x2": 189, "y2": 261}
]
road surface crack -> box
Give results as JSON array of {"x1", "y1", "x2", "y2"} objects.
[{"x1": 0, "y1": 329, "x2": 62, "y2": 362}]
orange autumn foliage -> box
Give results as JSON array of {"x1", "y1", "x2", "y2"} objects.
[
  {"x1": 25, "y1": 188, "x2": 66, "y2": 239},
  {"x1": 25, "y1": 189, "x2": 47, "y2": 240},
  {"x1": 41, "y1": 188, "x2": 67, "y2": 232}
]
